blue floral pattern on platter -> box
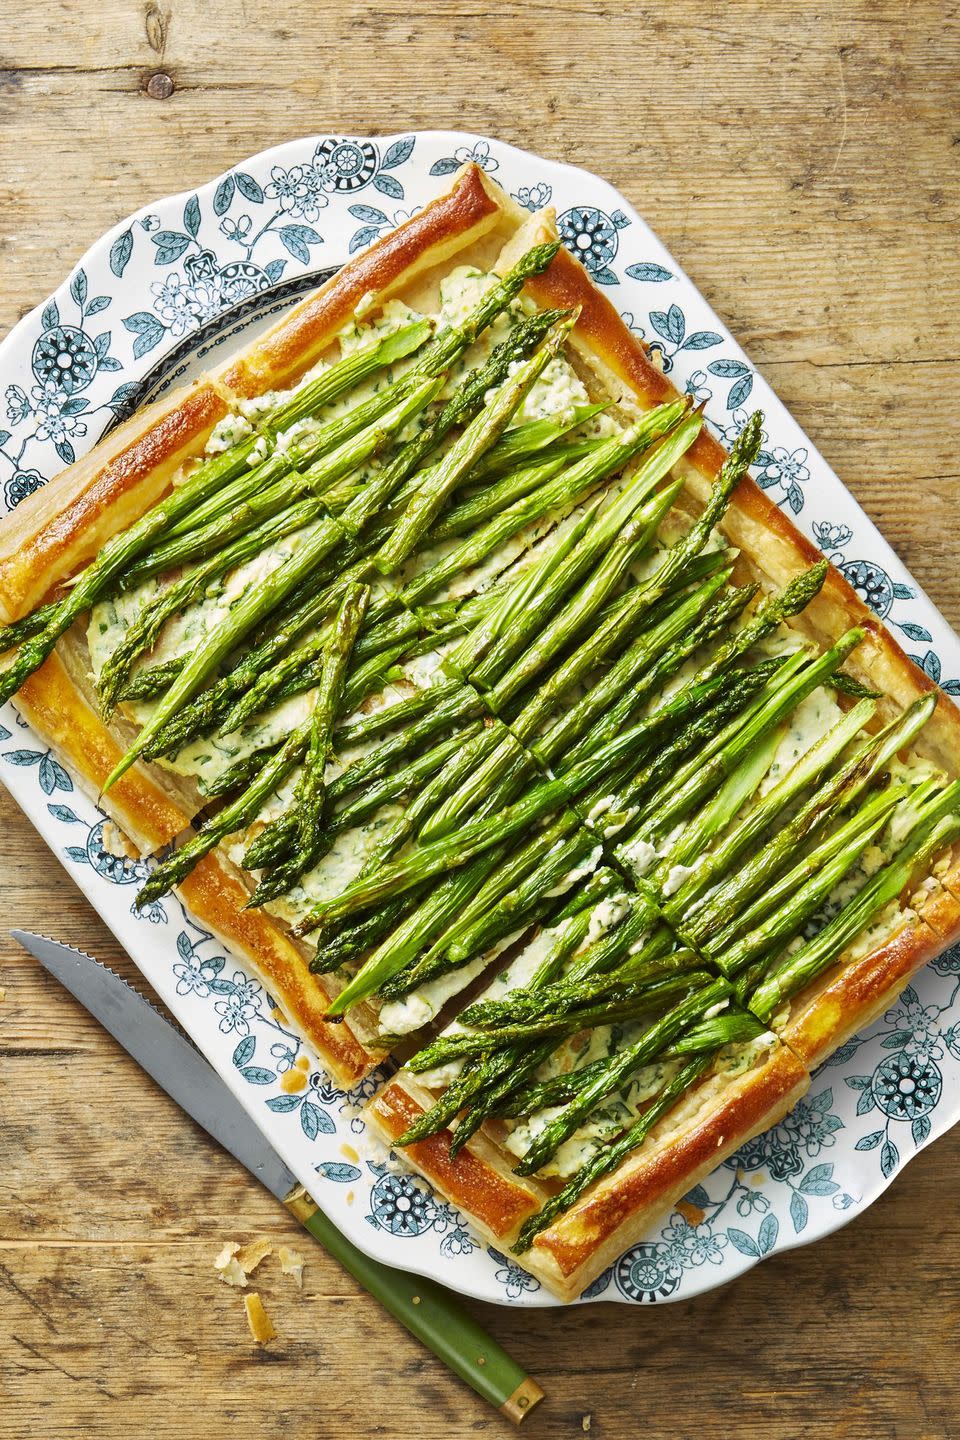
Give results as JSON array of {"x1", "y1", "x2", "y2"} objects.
[{"x1": 2, "y1": 132, "x2": 960, "y2": 1308}]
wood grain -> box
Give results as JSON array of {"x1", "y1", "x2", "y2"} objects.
[{"x1": 1, "y1": 2, "x2": 959, "y2": 1435}]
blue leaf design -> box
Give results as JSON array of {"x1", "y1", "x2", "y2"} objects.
[
  {"x1": 591, "y1": 265, "x2": 619, "y2": 286},
  {"x1": 86, "y1": 295, "x2": 110, "y2": 316},
  {"x1": 240, "y1": 1066, "x2": 277, "y2": 1085},
  {"x1": 176, "y1": 931, "x2": 194, "y2": 961},
  {"x1": 183, "y1": 195, "x2": 201, "y2": 237},
  {"x1": 316, "y1": 1161, "x2": 362, "y2": 1183},
  {"x1": 799, "y1": 1164, "x2": 839, "y2": 1197},
  {"x1": 943, "y1": 680, "x2": 960, "y2": 696},
  {"x1": 109, "y1": 229, "x2": 134, "y2": 278},
  {"x1": 65, "y1": 845, "x2": 89, "y2": 863},
  {"x1": 47, "y1": 803, "x2": 80, "y2": 823},
  {"x1": 42, "y1": 299, "x2": 60, "y2": 331},
  {"x1": 708, "y1": 358, "x2": 750, "y2": 378},
  {"x1": 300, "y1": 1099, "x2": 335, "y2": 1140},
  {"x1": 922, "y1": 650, "x2": 942, "y2": 683},
  {"x1": 625, "y1": 262, "x2": 673, "y2": 282},
  {"x1": 70, "y1": 268, "x2": 88, "y2": 309},
  {"x1": 279, "y1": 225, "x2": 323, "y2": 265},
  {"x1": 4, "y1": 748, "x2": 43, "y2": 765},
  {"x1": 649, "y1": 307, "x2": 682, "y2": 344},
  {"x1": 122, "y1": 312, "x2": 166, "y2": 360},
  {"x1": 150, "y1": 231, "x2": 191, "y2": 265},
  {"x1": 349, "y1": 226, "x2": 382, "y2": 255},
  {"x1": 429, "y1": 157, "x2": 460, "y2": 176},
  {"x1": 681, "y1": 331, "x2": 722, "y2": 351},
  {"x1": 233, "y1": 1035, "x2": 256, "y2": 1069},
  {"x1": 902, "y1": 986, "x2": 919, "y2": 1006},
  {"x1": 61, "y1": 397, "x2": 89, "y2": 417},
  {"x1": 880, "y1": 1138, "x2": 899, "y2": 1178},
  {"x1": 684, "y1": 1183, "x2": 711, "y2": 1208},
  {"x1": 92, "y1": 331, "x2": 112, "y2": 359},
  {"x1": 38, "y1": 755, "x2": 57, "y2": 795},
  {"x1": 207, "y1": 977, "x2": 236, "y2": 996},
  {"x1": 726, "y1": 1227, "x2": 760, "y2": 1259},
  {"x1": 810, "y1": 1088, "x2": 833, "y2": 1113},
  {"x1": 845, "y1": 1074, "x2": 871, "y2": 1090},
  {"x1": 856, "y1": 1088, "x2": 875, "y2": 1115},
  {"x1": 266, "y1": 1093, "x2": 302, "y2": 1113},
  {"x1": 881, "y1": 1029, "x2": 912, "y2": 1049},
  {"x1": 611, "y1": 209, "x2": 631, "y2": 229},
  {"x1": 757, "y1": 1213, "x2": 779, "y2": 1254},
  {"x1": 893, "y1": 582, "x2": 914, "y2": 599},
  {"x1": 100, "y1": 356, "x2": 122, "y2": 372},
  {"x1": 373, "y1": 172, "x2": 403, "y2": 200},
  {"x1": 236, "y1": 171, "x2": 265, "y2": 203},
  {"x1": 790, "y1": 1190, "x2": 808, "y2": 1233},
  {"x1": 727, "y1": 374, "x2": 754, "y2": 411},
  {"x1": 213, "y1": 174, "x2": 236, "y2": 216},
  {"x1": 787, "y1": 483, "x2": 804, "y2": 515},
  {"x1": 382, "y1": 136, "x2": 415, "y2": 170},
  {"x1": 264, "y1": 259, "x2": 287, "y2": 284},
  {"x1": 912, "y1": 1114, "x2": 931, "y2": 1146},
  {"x1": 348, "y1": 203, "x2": 389, "y2": 224},
  {"x1": 109, "y1": 381, "x2": 141, "y2": 410},
  {"x1": 855, "y1": 1129, "x2": 884, "y2": 1151},
  {"x1": 899, "y1": 622, "x2": 932, "y2": 643},
  {"x1": 54, "y1": 442, "x2": 74, "y2": 466}
]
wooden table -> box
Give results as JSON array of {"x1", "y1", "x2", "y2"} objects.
[{"x1": 2, "y1": 3, "x2": 958, "y2": 1435}]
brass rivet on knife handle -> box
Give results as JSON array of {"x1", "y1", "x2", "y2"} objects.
[
  {"x1": 501, "y1": 1376, "x2": 545, "y2": 1424},
  {"x1": 283, "y1": 1183, "x2": 320, "y2": 1224}
]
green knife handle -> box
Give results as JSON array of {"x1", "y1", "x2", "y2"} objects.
[{"x1": 285, "y1": 1185, "x2": 543, "y2": 1423}]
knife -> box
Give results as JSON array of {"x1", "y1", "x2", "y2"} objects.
[{"x1": 12, "y1": 931, "x2": 544, "y2": 1424}]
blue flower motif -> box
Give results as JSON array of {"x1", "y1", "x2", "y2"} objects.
[
  {"x1": 134, "y1": 897, "x2": 167, "y2": 924},
  {"x1": 139, "y1": 213, "x2": 160, "y2": 231},
  {"x1": 512, "y1": 182, "x2": 552, "y2": 211},
  {"x1": 30, "y1": 381, "x2": 87, "y2": 446},
  {"x1": 684, "y1": 368, "x2": 712, "y2": 404},
  {"x1": 440, "y1": 1226, "x2": 478, "y2": 1258},
  {"x1": 932, "y1": 943, "x2": 960, "y2": 977},
  {"x1": 558, "y1": 206, "x2": 619, "y2": 280},
  {"x1": 488, "y1": 1247, "x2": 540, "y2": 1298},
  {"x1": 213, "y1": 972, "x2": 262, "y2": 1035},
  {"x1": 756, "y1": 445, "x2": 810, "y2": 493},
  {"x1": 453, "y1": 139, "x2": 499, "y2": 173},
  {"x1": 4, "y1": 469, "x2": 44, "y2": 509},
  {"x1": 871, "y1": 1053, "x2": 941, "y2": 1120},
  {"x1": 369, "y1": 1173, "x2": 438, "y2": 1236},
  {"x1": 4, "y1": 384, "x2": 30, "y2": 424},
  {"x1": 660, "y1": 1211, "x2": 727, "y2": 1267},
  {"x1": 270, "y1": 1042, "x2": 298, "y2": 1074},
  {"x1": 736, "y1": 1187, "x2": 771, "y2": 1217},
  {"x1": 884, "y1": 997, "x2": 943, "y2": 1061},
  {"x1": 614, "y1": 1244, "x2": 682, "y2": 1301},
  {"x1": 264, "y1": 164, "x2": 328, "y2": 222},
  {"x1": 812, "y1": 520, "x2": 854, "y2": 553},
  {"x1": 839, "y1": 558, "x2": 895, "y2": 620},
  {"x1": 312, "y1": 138, "x2": 380, "y2": 192},
  {"x1": 32, "y1": 326, "x2": 98, "y2": 394}
]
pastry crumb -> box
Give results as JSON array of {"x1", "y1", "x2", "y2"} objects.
[
  {"x1": 236, "y1": 1237, "x2": 273, "y2": 1275},
  {"x1": 278, "y1": 1245, "x2": 305, "y2": 1289},
  {"x1": 244, "y1": 1292, "x2": 276, "y2": 1345},
  {"x1": 0, "y1": 986, "x2": 6, "y2": 1003},
  {"x1": 213, "y1": 1237, "x2": 273, "y2": 1287},
  {"x1": 581, "y1": 1416, "x2": 592, "y2": 1432}
]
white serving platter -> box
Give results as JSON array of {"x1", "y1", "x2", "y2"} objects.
[{"x1": 3, "y1": 132, "x2": 959, "y2": 1307}]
